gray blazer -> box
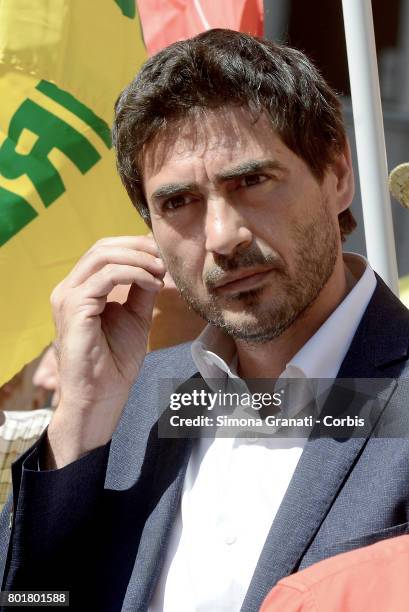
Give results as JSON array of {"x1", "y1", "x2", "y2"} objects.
[{"x1": 1, "y1": 274, "x2": 409, "y2": 611}]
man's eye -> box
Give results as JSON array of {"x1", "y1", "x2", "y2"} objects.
[
  {"x1": 162, "y1": 194, "x2": 195, "y2": 210},
  {"x1": 239, "y1": 174, "x2": 268, "y2": 188}
]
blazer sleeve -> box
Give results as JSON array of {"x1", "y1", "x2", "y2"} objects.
[{"x1": 0, "y1": 429, "x2": 111, "y2": 609}]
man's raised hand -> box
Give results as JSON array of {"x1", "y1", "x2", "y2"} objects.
[{"x1": 46, "y1": 235, "x2": 166, "y2": 469}]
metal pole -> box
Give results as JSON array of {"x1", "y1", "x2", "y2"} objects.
[
  {"x1": 397, "y1": 0, "x2": 409, "y2": 109},
  {"x1": 342, "y1": 0, "x2": 398, "y2": 294},
  {"x1": 263, "y1": 0, "x2": 290, "y2": 42}
]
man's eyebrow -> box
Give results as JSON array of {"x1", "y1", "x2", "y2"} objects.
[
  {"x1": 151, "y1": 182, "x2": 198, "y2": 202},
  {"x1": 215, "y1": 159, "x2": 286, "y2": 182},
  {"x1": 149, "y1": 160, "x2": 286, "y2": 202}
]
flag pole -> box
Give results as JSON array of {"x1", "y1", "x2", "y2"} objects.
[
  {"x1": 263, "y1": 0, "x2": 289, "y2": 41},
  {"x1": 342, "y1": 0, "x2": 398, "y2": 294}
]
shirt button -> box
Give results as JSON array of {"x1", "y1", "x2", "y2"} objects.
[{"x1": 225, "y1": 535, "x2": 237, "y2": 545}]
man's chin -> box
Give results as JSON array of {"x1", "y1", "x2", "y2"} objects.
[
  {"x1": 207, "y1": 310, "x2": 291, "y2": 344},
  {"x1": 177, "y1": 285, "x2": 294, "y2": 342}
]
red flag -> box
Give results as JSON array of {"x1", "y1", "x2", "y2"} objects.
[{"x1": 138, "y1": 0, "x2": 264, "y2": 55}]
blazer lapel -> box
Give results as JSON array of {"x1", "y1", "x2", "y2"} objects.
[
  {"x1": 241, "y1": 275, "x2": 409, "y2": 612},
  {"x1": 121, "y1": 375, "x2": 211, "y2": 611},
  {"x1": 240, "y1": 388, "x2": 396, "y2": 612},
  {"x1": 122, "y1": 435, "x2": 193, "y2": 612}
]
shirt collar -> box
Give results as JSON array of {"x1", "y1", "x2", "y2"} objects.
[{"x1": 191, "y1": 324, "x2": 237, "y2": 382}]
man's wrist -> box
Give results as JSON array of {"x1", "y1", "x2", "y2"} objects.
[{"x1": 45, "y1": 407, "x2": 114, "y2": 469}]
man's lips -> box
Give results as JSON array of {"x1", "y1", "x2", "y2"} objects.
[{"x1": 212, "y1": 267, "x2": 275, "y2": 294}]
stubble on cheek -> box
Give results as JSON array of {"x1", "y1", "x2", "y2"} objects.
[{"x1": 161, "y1": 251, "x2": 197, "y2": 294}]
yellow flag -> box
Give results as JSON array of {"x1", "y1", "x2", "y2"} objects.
[
  {"x1": 0, "y1": 0, "x2": 148, "y2": 386},
  {"x1": 399, "y1": 275, "x2": 409, "y2": 308}
]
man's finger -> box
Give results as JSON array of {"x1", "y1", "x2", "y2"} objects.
[
  {"x1": 89, "y1": 235, "x2": 159, "y2": 254},
  {"x1": 68, "y1": 248, "x2": 165, "y2": 288},
  {"x1": 81, "y1": 264, "x2": 164, "y2": 300}
]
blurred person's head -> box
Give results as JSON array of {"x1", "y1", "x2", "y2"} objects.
[
  {"x1": 112, "y1": 29, "x2": 356, "y2": 343},
  {"x1": 32, "y1": 345, "x2": 60, "y2": 407}
]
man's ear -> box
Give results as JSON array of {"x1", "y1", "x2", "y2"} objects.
[{"x1": 329, "y1": 139, "x2": 355, "y2": 214}]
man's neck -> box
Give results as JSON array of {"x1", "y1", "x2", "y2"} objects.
[{"x1": 235, "y1": 258, "x2": 356, "y2": 379}]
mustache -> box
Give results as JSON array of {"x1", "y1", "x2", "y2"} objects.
[{"x1": 204, "y1": 247, "x2": 284, "y2": 290}]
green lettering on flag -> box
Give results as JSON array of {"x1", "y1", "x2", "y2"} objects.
[
  {"x1": 114, "y1": 0, "x2": 136, "y2": 19},
  {"x1": 0, "y1": 99, "x2": 101, "y2": 207},
  {"x1": 36, "y1": 80, "x2": 112, "y2": 148},
  {"x1": 0, "y1": 187, "x2": 37, "y2": 247},
  {"x1": 0, "y1": 83, "x2": 114, "y2": 246}
]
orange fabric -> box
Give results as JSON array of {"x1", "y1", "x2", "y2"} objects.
[
  {"x1": 261, "y1": 534, "x2": 409, "y2": 612},
  {"x1": 138, "y1": 0, "x2": 264, "y2": 55}
]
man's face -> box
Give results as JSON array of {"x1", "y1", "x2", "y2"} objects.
[{"x1": 143, "y1": 107, "x2": 343, "y2": 343}]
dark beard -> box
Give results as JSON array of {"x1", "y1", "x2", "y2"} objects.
[{"x1": 166, "y1": 201, "x2": 339, "y2": 344}]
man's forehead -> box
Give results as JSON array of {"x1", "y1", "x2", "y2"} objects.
[{"x1": 142, "y1": 106, "x2": 281, "y2": 177}]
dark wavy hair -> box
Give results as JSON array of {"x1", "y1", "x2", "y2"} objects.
[{"x1": 112, "y1": 28, "x2": 356, "y2": 240}]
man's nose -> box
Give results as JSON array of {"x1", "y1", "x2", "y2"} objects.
[{"x1": 204, "y1": 197, "x2": 253, "y2": 255}]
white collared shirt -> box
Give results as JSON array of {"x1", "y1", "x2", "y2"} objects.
[{"x1": 149, "y1": 253, "x2": 376, "y2": 612}]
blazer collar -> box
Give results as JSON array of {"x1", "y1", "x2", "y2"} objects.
[{"x1": 338, "y1": 273, "x2": 409, "y2": 375}]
